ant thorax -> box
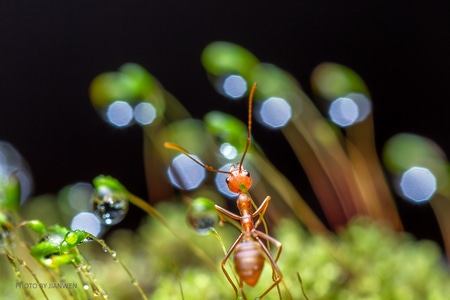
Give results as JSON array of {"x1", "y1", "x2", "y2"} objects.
[
  {"x1": 226, "y1": 163, "x2": 253, "y2": 193},
  {"x1": 236, "y1": 194, "x2": 252, "y2": 212}
]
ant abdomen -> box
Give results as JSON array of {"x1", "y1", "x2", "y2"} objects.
[{"x1": 234, "y1": 240, "x2": 265, "y2": 287}]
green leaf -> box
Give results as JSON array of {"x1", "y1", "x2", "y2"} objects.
[
  {"x1": 22, "y1": 220, "x2": 47, "y2": 236},
  {"x1": 30, "y1": 241, "x2": 59, "y2": 260}
]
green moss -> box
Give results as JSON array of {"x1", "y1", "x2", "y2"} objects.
[{"x1": 87, "y1": 203, "x2": 450, "y2": 299}]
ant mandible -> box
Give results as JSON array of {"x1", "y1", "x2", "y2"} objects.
[{"x1": 165, "y1": 83, "x2": 283, "y2": 299}]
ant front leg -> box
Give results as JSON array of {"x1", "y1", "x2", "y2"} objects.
[
  {"x1": 252, "y1": 196, "x2": 271, "y2": 228},
  {"x1": 215, "y1": 204, "x2": 242, "y2": 228},
  {"x1": 215, "y1": 205, "x2": 241, "y2": 221}
]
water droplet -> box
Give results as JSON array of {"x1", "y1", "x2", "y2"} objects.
[
  {"x1": 44, "y1": 258, "x2": 53, "y2": 266},
  {"x1": 109, "y1": 250, "x2": 118, "y2": 262},
  {"x1": 187, "y1": 197, "x2": 218, "y2": 235},
  {"x1": 60, "y1": 241, "x2": 70, "y2": 253},
  {"x1": 47, "y1": 233, "x2": 64, "y2": 246},
  {"x1": 83, "y1": 284, "x2": 90, "y2": 290},
  {"x1": 93, "y1": 186, "x2": 129, "y2": 226}
]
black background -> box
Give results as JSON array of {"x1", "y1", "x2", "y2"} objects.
[{"x1": 1, "y1": 1, "x2": 449, "y2": 249}]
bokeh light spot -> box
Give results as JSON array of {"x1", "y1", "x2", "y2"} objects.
[
  {"x1": 259, "y1": 97, "x2": 292, "y2": 128},
  {"x1": 219, "y1": 143, "x2": 238, "y2": 160},
  {"x1": 168, "y1": 154, "x2": 206, "y2": 190},
  {"x1": 215, "y1": 164, "x2": 238, "y2": 198},
  {"x1": 67, "y1": 182, "x2": 93, "y2": 212},
  {"x1": 106, "y1": 101, "x2": 133, "y2": 127},
  {"x1": 222, "y1": 75, "x2": 247, "y2": 99},
  {"x1": 0, "y1": 141, "x2": 33, "y2": 203},
  {"x1": 346, "y1": 93, "x2": 372, "y2": 122},
  {"x1": 329, "y1": 97, "x2": 359, "y2": 127},
  {"x1": 134, "y1": 102, "x2": 156, "y2": 125},
  {"x1": 71, "y1": 212, "x2": 103, "y2": 237},
  {"x1": 400, "y1": 167, "x2": 436, "y2": 203}
]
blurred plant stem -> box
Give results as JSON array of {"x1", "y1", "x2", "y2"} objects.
[
  {"x1": 346, "y1": 118, "x2": 403, "y2": 231},
  {"x1": 250, "y1": 151, "x2": 329, "y2": 234},
  {"x1": 125, "y1": 191, "x2": 217, "y2": 270},
  {"x1": 430, "y1": 194, "x2": 450, "y2": 259},
  {"x1": 142, "y1": 90, "x2": 192, "y2": 204}
]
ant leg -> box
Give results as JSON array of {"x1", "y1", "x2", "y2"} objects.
[
  {"x1": 253, "y1": 231, "x2": 283, "y2": 299},
  {"x1": 253, "y1": 196, "x2": 271, "y2": 228},
  {"x1": 215, "y1": 204, "x2": 242, "y2": 228},
  {"x1": 215, "y1": 205, "x2": 241, "y2": 221},
  {"x1": 221, "y1": 233, "x2": 244, "y2": 297},
  {"x1": 255, "y1": 230, "x2": 283, "y2": 264},
  {"x1": 239, "y1": 281, "x2": 247, "y2": 300},
  {"x1": 250, "y1": 195, "x2": 272, "y2": 252}
]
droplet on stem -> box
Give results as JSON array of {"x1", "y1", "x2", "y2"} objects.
[
  {"x1": 92, "y1": 176, "x2": 129, "y2": 226},
  {"x1": 187, "y1": 197, "x2": 219, "y2": 235}
]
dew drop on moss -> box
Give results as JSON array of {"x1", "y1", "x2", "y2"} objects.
[
  {"x1": 187, "y1": 197, "x2": 218, "y2": 235},
  {"x1": 93, "y1": 186, "x2": 129, "y2": 226}
]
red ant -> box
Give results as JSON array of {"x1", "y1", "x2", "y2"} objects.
[{"x1": 165, "y1": 83, "x2": 283, "y2": 299}]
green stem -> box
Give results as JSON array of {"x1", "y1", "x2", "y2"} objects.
[{"x1": 88, "y1": 235, "x2": 148, "y2": 300}]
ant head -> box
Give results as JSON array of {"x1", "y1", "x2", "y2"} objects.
[
  {"x1": 224, "y1": 83, "x2": 257, "y2": 194},
  {"x1": 165, "y1": 83, "x2": 257, "y2": 195},
  {"x1": 226, "y1": 163, "x2": 252, "y2": 193}
]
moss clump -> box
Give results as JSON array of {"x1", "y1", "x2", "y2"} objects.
[
  {"x1": 276, "y1": 218, "x2": 449, "y2": 300},
  {"x1": 99, "y1": 203, "x2": 450, "y2": 299}
]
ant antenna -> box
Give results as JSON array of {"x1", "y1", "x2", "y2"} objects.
[
  {"x1": 164, "y1": 142, "x2": 230, "y2": 175},
  {"x1": 238, "y1": 82, "x2": 257, "y2": 171},
  {"x1": 165, "y1": 82, "x2": 256, "y2": 175}
]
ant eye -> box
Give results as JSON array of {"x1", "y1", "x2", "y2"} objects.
[
  {"x1": 226, "y1": 177, "x2": 230, "y2": 184},
  {"x1": 245, "y1": 170, "x2": 250, "y2": 177}
]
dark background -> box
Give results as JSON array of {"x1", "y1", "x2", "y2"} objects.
[{"x1": 1, "y1": 1, "x2": 449, "y2": 249}]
